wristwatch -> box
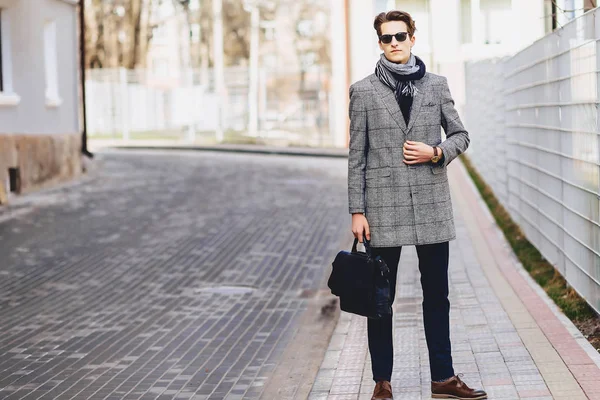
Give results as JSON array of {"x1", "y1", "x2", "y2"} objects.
[{"x1": 431, "y1": 146, "x2": 441, "y2": 163}]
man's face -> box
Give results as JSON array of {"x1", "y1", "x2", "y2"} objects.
[{"x1": 378, "y1": 20, "x2": 415, "y2": 64}]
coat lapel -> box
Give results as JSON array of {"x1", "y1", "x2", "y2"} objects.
[
  {"x1": 369, "y1": 73, "x2": 431, "y2": 134},
  {"x1": 369, "y1": 75, "x2": 407, "y2": 132},
  {"x1": 405, "y1": 73, "x2": 430, "y2": 133}
]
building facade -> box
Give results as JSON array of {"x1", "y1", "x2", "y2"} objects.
[
  {"x1": 0, "y1": 0, "x2": 82, "y2": 204},
  {"x1": 146, "y1": 0, "x2": 192, "y2": 86},
  {"x1": 329, "y1": 0, "x2": 551, "y2": 148},
  {"x1": 329, "y1": 0, "x2": 596, "y2": 148}
]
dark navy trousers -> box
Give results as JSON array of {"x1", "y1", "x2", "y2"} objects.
[{"x1": 368, "y1": 241, "x2": 454, "y2": 382}]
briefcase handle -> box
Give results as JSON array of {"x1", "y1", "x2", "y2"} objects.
[{"x1": 351, "y1": 230, "x2": 372, "y2": 256}]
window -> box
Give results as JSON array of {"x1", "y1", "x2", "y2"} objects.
[
  {"x1": 152, "y1": 25, "x2": 168, "y2": 44},
  {"x1": 152, "y1": 58, "x2": 169, "y2": 77},
  {"x1": 189, "y1": 0, "x2": 200, "y2": 10},
  {"x1": 0, "y1": 7, "x2": 19, "y2": 106},
  {"x1": 262, "y1": 20, "x2": 276, "y2": 41},
  {"x1": 296, "y1": 20, "x2": 313, "y2": 37},
  {"x1": 190, "y1": 23, "x2": 200, "y2": 43},
  {"x1": 300, "y1": 52, "x2": 316, "y2": 68},
  {"x1": 460, "y1": 0, "x2": 472, "y2": 44},
  {"x1": 43, "y1": 20, "x2": 61, "y2": 106},
  {"x1": 8, "y1": 167, "x2": 20, "y2": 194},
  {"x1": 481, "y1": 0, "x2": 511, "y2": 45},
  {"x1": 263, "y1": 54, "x2": 277, "y2": 68}
]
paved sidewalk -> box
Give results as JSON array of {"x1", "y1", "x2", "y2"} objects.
[{"x1": 309, "y1": 160, "x2": 600, "y2": 400}]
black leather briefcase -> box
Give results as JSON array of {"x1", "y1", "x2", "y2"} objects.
[{"x1": 327, "y1": 237, "x2": 392, "y2": 319}]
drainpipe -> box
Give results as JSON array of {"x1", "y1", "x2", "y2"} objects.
[
  {"x1": 344, "y1": 0, "x2": 350, "y2": 148},
  {"x1": 80, "y1": 0, "x2": 93, "y2": 158}
]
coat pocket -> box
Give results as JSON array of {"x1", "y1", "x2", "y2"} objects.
[
  {"x1": 365, "y1": 167, "x2": 391, "y2": 179},
  {"x1": 365, "y1": 167, "x2": 392, "y2": 187},
  {"x1": 420, "y1": 94, "x2": 439, "y2": 112},
  {"x1": 430, "y1": 165, "x2": 445, "y2": 174}
]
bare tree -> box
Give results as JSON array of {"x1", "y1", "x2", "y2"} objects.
[
  {"x1": 83, "y1": 0, "x2": 331, "y2": 71},
  {"x1": 126, "y1": 0, "x2": 144, "y2": 68},
  {"x1": 84, "y1": 0, "x2": 153, "y2": 69},
  {"x1": 223, "y1": 0, "x2": 251, "y2": 63}
]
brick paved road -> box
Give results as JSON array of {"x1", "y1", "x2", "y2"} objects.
[{"x1": 0, "y1": 150, "x2": 351, "y2": 400}]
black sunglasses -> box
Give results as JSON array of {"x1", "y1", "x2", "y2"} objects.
[{"x1": 379, "y1": 31, "x2": 409, "y2": 44}]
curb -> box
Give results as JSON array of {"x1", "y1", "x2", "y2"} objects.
[{"x1": 93, "y1": 144, "x2": 349, "y2": 159}]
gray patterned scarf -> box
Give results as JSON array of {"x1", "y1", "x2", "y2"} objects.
[{"x1": 374, "y1": 53, "x2": 426, "y2": 99}]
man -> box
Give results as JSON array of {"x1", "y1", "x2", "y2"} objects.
[{"x1": 347, "y1": 10, "x2": 487, "y2": 400}]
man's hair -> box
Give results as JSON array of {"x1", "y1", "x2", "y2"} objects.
[{"x1": 374, "y1": 10, "x2": 416, "y2": 38}]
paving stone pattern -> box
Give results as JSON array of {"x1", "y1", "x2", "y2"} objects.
[{"x1": 0, "y1": 150, "x2": 350, "y2": 399}]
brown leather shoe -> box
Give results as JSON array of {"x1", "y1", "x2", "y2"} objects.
[
  {"x1": 371, "y1": 380, "x2": 393, "y2": 400},
  {"x1": 431, "y1": 374, "x2": 487, "y2": 399}
]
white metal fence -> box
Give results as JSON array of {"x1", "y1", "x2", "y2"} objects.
[
  {"x1": 85, "y1": 66, "x2": 332, "y2": 146},
  {"x1": 465, "y1": 9, "x2": 600, "y2": 314}
]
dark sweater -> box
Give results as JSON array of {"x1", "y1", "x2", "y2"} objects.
[
  {"x1": 399, "y1": 95, "x2": 412, "y2": 125},
  {"x1": 400, "y1": 97, "x2": 445, "y2": 166}
]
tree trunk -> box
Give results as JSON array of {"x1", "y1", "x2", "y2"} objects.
[
  {"x1": 129, "y1": 0, "x2": 143, "y2": 69},
  {"x1": 91, "y1": 0, "x2": 105, "y2": 69}
]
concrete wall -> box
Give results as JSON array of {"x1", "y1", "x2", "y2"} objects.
[{"x1": 0, "y1": 0, "x2": 79, "y2": 134}]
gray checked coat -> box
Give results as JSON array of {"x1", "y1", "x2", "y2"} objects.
[{"x1": 348, "y1": 72, "x2": 470, "y2": 247}]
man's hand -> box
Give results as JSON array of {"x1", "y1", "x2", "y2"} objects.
[
  {"x1": 403, "y1": 141, "x2": 434, "y2": 165},
  {"x1": 351, "y1": 213, "x2": 370, "y2": 243}
]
